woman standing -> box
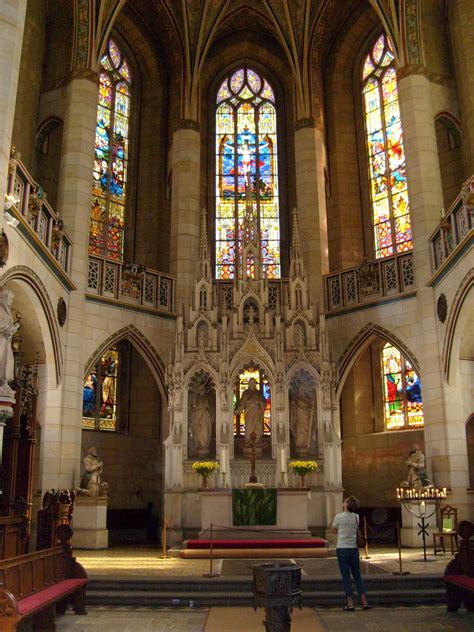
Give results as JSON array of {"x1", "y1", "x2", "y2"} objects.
[{"x1": 331, "y1": 496, "x2": 371, "y2": 611}]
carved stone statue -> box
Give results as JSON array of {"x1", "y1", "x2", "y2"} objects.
[
  {"x1": 190, "y1": 384, "x2": 212, "y2": 456},
  {"x1": 0, "y1": 287, "x2": 19, "y2": 397},
  {"x1": 235, "y1": 378, "x2": 266, "y2": 444},
  {"x1": 290, "y1": 382, "x2": 314, "y2": 455},
  {"x1": 402, "y1": 446, "x2": 430, "y2": 489},
  {"x1": 78, "y1": 447, "x2": 109, "y2": 496}
]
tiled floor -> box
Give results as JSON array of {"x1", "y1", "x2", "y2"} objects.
[
  {"x1": 55, "y1": 606, "x2": 474, "y2": 632},
  {"x1": 74, "y1": 545, "x2": 454, "y2": 578}
]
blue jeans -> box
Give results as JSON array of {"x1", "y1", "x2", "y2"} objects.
[{"x1": 336, "y1": 548, "x2": 367, "y2": 599}]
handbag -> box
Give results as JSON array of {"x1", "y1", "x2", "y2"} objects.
[{"x1": 355, "y1": 514, "x2": 366, "y2": 548}]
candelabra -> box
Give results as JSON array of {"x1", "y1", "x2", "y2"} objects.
[{"x1": 396, "y1": 486, "x2": 447, "y2": 561}]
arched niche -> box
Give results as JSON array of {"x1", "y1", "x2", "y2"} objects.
[
  {"x1": 232, "y1": 362, "x2": 271, "y2": 459},
  {"x1": 339, "y1": 334, "x2": 424, "y2": 508},
  {"x1": 434, "y1": 112, "x2": 464, "y2": 210},
  {"x1": 289, "y1": 369, "x2": 317, "y2": 458},
  {"x1": 467, "y1": 415, "x2": 474, "y2": 490},
  {"x1": 187, "y1": 371, "x2": 216, "y2": 459}
]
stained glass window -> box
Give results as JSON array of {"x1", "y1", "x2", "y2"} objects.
[
  {"x1": 82, "y1": 347, "x2": 120, "y2": 431},
  {"x1": 382, "y1": 343, "x2": 423, "y2": 430},
  {"x1": 233, "y1": 369, "x2": 271, "y2": 436},
  {"x1": 215, "y1": 68, "x2": 280, "y2": 279},
  {"x1": 89, "y1": 39, "x2": 131, "y2": 260},
  {"x1": 362, "y1": 34, "x2": 412, "y2": 259}
]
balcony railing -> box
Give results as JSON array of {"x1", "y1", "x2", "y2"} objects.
[
  {"x1": 7, "y1": 152, "x2": 72, "y2": 275},
  {"x1": 324, "y1": 252, "x2": 415, "y2": 313},
  {"x1": 87, "y1": 255, "x2": 175, "y2": 313},
  {"x1": 429, "y1": 176, "x2": 473, "y2": 273}
]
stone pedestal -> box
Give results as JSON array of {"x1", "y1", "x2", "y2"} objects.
[
  {"x1": 73, "y1": 496, "x2": 109, "y2": 549},
  {"x1": 199, "y1": 489, "x2": 311, "y2": 539},
  {"x1": 400, "y1": 501, "x2": 438, "y2": 548}
]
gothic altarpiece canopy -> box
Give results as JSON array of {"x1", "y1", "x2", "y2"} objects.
[{"x1": 164, "y1": 205, "x2": 343, "y2": 536}]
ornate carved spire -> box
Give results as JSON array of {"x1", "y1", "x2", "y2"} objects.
[
  {"x1": 198, "y1": 207, "x2": 211, "y2": 282},
  {"x1": 290, "y1": 207, "x2": 304, "y2": 280},
  {"x1": 239, "y1": 173, "x2": 261, "y2": 280}
]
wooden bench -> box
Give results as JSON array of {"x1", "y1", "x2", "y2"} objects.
[
  {"x1": 0, "y1": 525, "x2": 88, "y2": 631},
  {"x1": 443, "y1": 520, "x2": 474, "y2": 613}
]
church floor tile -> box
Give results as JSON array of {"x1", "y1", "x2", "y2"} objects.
[
  {"x1": 54, "y1": 606, "x2": 474, "y2": 632},
  {"x1": 74, "y1": 545, "x2": 453, "y2": 579}
]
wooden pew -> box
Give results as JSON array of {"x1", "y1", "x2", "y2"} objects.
[
  {"x1": 0, "y1": 525, "x2": 88, "y2": 631},
  {"x1": 443, "y1": 520, "x2": 474, "y2": 613}
]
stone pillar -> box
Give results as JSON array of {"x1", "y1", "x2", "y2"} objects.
[
  {"x1": 294, "y1": 121, "x2": 328, "y2": 304},
  {"x1": 449, "y1": 0, "x2": 474, "y2": 177},
  {"x1": 397, "y1": 73, "x2": 452, "y2": 492},
  {"x1": 170, "y1": 123, "x2": 201, "y2": 312},
  {"x1": 0, "y1": 0, "x2": 27, "y2": 219},
  {"x1": 40, "y1": 77, "x2": 97, "y2": 490}
]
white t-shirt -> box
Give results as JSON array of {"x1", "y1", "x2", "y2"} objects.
[{"x1": 332, "y1": 511, "x2": 359, "y2": 549}]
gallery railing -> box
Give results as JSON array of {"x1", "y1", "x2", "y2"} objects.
[
  {"x1": 6, "y1": 151, "x2": 72, "y2": 275},
  {"x1": 429, "y1": 176, "x2": 473, "y2": 273},
  {"x1": 87, "y1": 255, "x2": 175, "y2": 313},
  {"x1": 324, "y1": 251, "x2": 415, "y2": 313}
]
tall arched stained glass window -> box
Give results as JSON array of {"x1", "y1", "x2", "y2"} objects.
[
  {"x1": 215, "y1": 68, "x2": 280, "y2": 279},
  {"x1": 382, "y1": 343, "x2": 423, "y2": 430},
  {"x1": 362, "y1": 34, "x2": 412, "y2": 259},
  {"x1": 89, "y1": 39, "x2": 131, "y2": 260},
  {"x1": 82, "y1": 347, "x2": 120, "y2": 431}
]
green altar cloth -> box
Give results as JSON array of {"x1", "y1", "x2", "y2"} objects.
[{"x1": 232, "y1": 488, "x2": 277, "y2": 526}]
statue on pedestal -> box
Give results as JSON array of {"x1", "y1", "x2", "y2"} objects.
[
  {"x1": 235, "y1": 378, "x2": 266, "y2": 445},
  {"x1": 401, "y1": 446, "x2": 430, "y2": 490},
  {"x1": 290, "y1": 382, "x2": 314, "y2": 455},
  {"x1": 0, "y1": 288, "x2": 19, "y2": 398},
  {"x1": 190, "y1": 384, "x2": 212, "y2": 456},
  {"x1": 78, "y1": 447, "x2": 109, "y2": 496}
]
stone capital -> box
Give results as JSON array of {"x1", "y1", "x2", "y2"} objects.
[{"x1": 177, "y1": 119, "x2": 200, "y2": 132}]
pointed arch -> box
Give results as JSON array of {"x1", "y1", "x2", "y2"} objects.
[
  {"x1": 443, "y1": 269, "x2": 474, "y2": 380},
  {"x1": 184, "y1": 362, "x2": 219, "y2": 390},
  {"x1": 84, "y1": 325, "x2": 167, "y2": 401},
  {"x1": 0, "y1": 266, "x2": 63, "y2": 384},
  {"x1": 336, "y1": 322, "x2": 420, "y2": 399},
  {"x1": 229, "y1": 329, "x2": 275, "y2": 383}
]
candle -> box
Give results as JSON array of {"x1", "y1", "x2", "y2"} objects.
[
  {"x1": 220, "y1": 446, "x2": 227, "y2": 474},
  {"x1": 280, "y1": 447, "x2": 286, "y2": 473},
  {"x1": 420, "y1": 500, "x2": 426, "y2": 515}
]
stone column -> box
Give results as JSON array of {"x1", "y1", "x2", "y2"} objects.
[
  {"x1": 170, "y1": 123, "x2": 201, "y2": 313},
  {"x1": 0, "y1": 0, "x2": 27, "y2": 219},
  {"x1": 40, "y1": 77, "x2": 97, "y2": 490},
  {"x1": 294, "y1": 121, "x2": 328, "y2": 304},
  {"x1": 397, "y1": 73, "x2": 453, "y2": 492},
  {"x1": 449, "y1": 0, "x2": 474, "y2": 177}
]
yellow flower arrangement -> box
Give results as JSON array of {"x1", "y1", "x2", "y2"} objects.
[
  {"x1": 192, "y1": 461, "x2": 220, "y2": 476},
  {"x1": 288, "y1": 460, "x2": 318, "y2": 476}
]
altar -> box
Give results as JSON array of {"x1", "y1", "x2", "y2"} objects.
[{"x1": 199, "y1": 489, "x2": 311, "y2": 539}]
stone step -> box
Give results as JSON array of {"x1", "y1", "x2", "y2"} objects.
[{"x1": 86, "y1": 575, "x2": 446, "y2": 607}]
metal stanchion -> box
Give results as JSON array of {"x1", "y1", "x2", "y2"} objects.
[
  {"x1": 392, "y1": 520, "x2": 410, "y2": 575},
  {"x1": 203, "y1": 522, "x2": 219, "y2": 577},
  {"x1": 363, "y1": 516, "x2": 370, "y2": 559},
  {"x1": 160, "y1": 517, "x2": 168, "y2": 559}
]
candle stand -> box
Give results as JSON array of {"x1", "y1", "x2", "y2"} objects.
[{"x1": 397, "y1": 486, "x2": 447, "y2": 562}]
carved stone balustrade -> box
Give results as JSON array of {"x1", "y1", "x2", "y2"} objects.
[
  {"x1": 429, "y1": 176, "x2": 473, "y2": 277},
  {"x1": 87, "y1": 255, "x2": 175, "y2": 313},
  {"x1": 6, "y1": 152, "x2": 72, "y2": 278},
  {"x1": 324, "y1": 252, "x2": 415, "y2": 313}
]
